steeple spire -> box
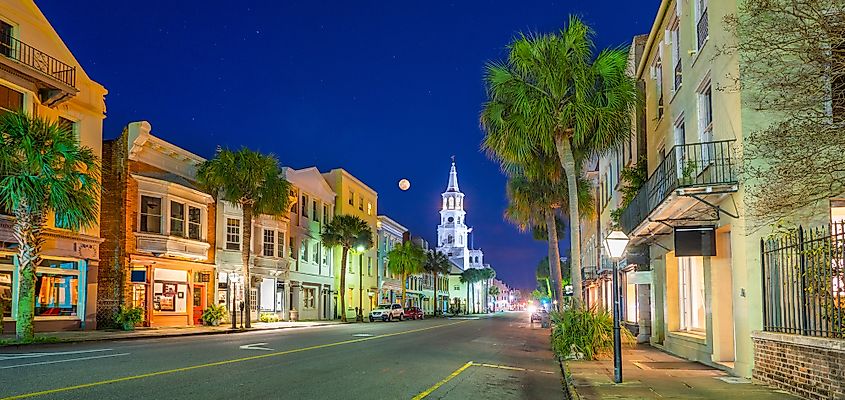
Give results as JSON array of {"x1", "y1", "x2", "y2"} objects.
[{"x1": 447, "y1": 157, "x2": 459, "y2": 192}]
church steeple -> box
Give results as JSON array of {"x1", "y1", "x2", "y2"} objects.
[{"x1": 446, "y1": 156, "x2": 459, "y2": 192}]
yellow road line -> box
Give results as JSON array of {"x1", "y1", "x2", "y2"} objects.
[
  {"x1": 2, "y1": 321, "x2": 469, "y2": 400},
  {"x1": 412, "y1": 361, "x2": 474, "y2": 400},
  {"x1": 475, "y1": 363, "x2": 526, "y2": 371}
]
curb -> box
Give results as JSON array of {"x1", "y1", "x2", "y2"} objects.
[
  {"x1": 0, "y1": 322, "x2": 340, "y2": 348},
  {"x1": 559, "y1": 358, "x2": 580, "y2": 400}
]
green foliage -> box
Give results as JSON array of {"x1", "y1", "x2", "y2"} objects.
[
  {"x1": 201, "y1": 304, "x2": 227, "y2": 326},
  {"x1": 259, "y1": 313, "x2": 280, "y2": 323},
  {"x1": 488, "y1": 286, "x2": 500, "y2": 296},
  {"x1": 321, "y1": 214, "x2": 374, "y2": 252},
  {"x1": 0, "y1": 335, "x2": 65, "y2": 346},
  {"x1": 386, "y1": 241, "x2": 426, "y2": 278},
  {"x1": 550, "y1": 306, "x2": 634, "y2": 360},
  {"x1": 114, "y1": 306, "x2": 144, "y2": 331},
  {"x1": 196, "y1": 147, "x2": 290, "y2": 216},
  {"x1": 680, "y1": 159, "x2": 698, "y2": 185},
  {"x1": 423, "y1": 250, "x2": 452, "y2": 277},
  {"x1": 619, "y1": 156, "x2": 647, "y2": 207},
  {"x1": 531, "y1": 289, "x2": 550, "y2": 304}
]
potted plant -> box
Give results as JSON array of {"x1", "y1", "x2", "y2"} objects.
[
  {"x1": 201, "y1": 304, "x2": 227, "y2": 326},
  {"x1": 114, "y1": 306, "x2": 144, "y2": 331}
]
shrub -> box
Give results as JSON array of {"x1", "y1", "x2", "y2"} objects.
[
  {"x1": 550, "y1": 305, "x2": 634, "y2": 360},
  {"x1": 114, "y1": 306, "x2": 144, "y2": 331},
  {"x1": 259, "y1": 312, "x2": 280, "y2": 323},
  {"x1": 201, "y1": 304, "x2": 227, "y2": 326}
]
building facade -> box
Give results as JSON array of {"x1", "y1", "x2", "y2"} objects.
[
  {"x1": 376, "y1": 215, "x2": 406, "y2": 306},
  {"x1": 0, "y1": 0, "x2": 107, "y2": 332},
  {"x1": 322, "y1": 169, "x2": 378, "y2": 320},
  {"x1": 100, "y1": 122, "x2": 216, "y2": 328}
]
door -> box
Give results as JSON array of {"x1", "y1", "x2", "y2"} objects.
[{"x1": 192, "y1": 284, "x2": 206, "y2": 325}]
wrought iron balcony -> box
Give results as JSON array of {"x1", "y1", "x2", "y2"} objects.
[
  {"x1": 696, "y1": 9, "x2": 709, "y2": 50},
  {"x1": 620, "y1": 140, "x2": 737, "y2": 235},
  {"x1": 0, "y1": 31, "x2": 77, "y2": 106}
]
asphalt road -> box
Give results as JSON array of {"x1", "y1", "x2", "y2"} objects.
[{"x1": 0, "y1": 311, "x2": 562, "y2": 400}]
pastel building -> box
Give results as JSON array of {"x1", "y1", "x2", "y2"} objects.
[{"x1": 0, "y1": 0, "x2": 107, "y2": 332}]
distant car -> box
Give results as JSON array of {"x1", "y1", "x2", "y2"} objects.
[
  {"x1": 404, "y1": 306, "x2": 424, "y2": 320},
  {"x1": 369, "y1": 304, "x2": 404, "y2": 322},
  {"x1": 530, "y1": 308, "x2": 549, "y2": 323}
]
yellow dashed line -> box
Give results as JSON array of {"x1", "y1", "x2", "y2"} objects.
[
  {"x1": 412, "y1": 361, "x2": 474, "y2": 400},
  {"x1": 2, "y1": 321, "x2": 469, "y2": 400}
]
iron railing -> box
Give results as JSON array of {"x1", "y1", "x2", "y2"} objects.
[
  {"x1": 762, "y1": 222, "x2": 845, "y2": 338},
  {"x1": 696, "y1": 8, "x2": 709, "y2": 50},
  {"x1": 620, "y1": 140, "x2": 737, "y2": 234},
  {"x1": 0, "y1": 31, "x2": 76, "y2": 87}
]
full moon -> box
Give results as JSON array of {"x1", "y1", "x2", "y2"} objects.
[{"x1": 398, "y1": 179, "x2": 411, "y2": 191}]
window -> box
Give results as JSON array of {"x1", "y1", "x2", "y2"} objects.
[
  {"x1": 322, "y1": 246, "x2": 329, "y2": 266},
  {"x1": 250, "y1": 289, "x2": 258, "y2": 311},
  {"x1": 226, "y1": 218, "x2": 240, "y2": 250},
  {"x1": 263, "y1": 229, "x2": 275, "y2": 257},
  {"x1": 678, "y1": 257, "x2": 705, "y2": 332},
  {"x1": 348, "y1": 190, "x2": 354, "y2": 206},
  {"x1": 367, "y1": 202, "x2": 372, "y2": 216},
  {"x1": 694, "y1": 0, "x2": 709, "y2": 50},
  {"x1": 0, "y1": 257, "x2": 13, "y2": 318},
  {"x1": 277, "y1": 231, "x2": 285, "y2": 258},
  {"x1": 0, "y1": 84, "x2": 22, "y2": 116},
  {"x1": 0, "y1": 20, "x2": 12, "y2": 58},
  {"x1": 347, "y1": 288, "x2": 354, "y2": 305},
  {"x1": 289, "y1": 236, "x2": 296, "y2": 259},
  {"x1": 368, "y1": 257, "x2": 372, "y2": 276},
  {"x1": 170, "y1": 202, "x2": 186, "y2": 237},
  {"x1": 670, "y1": 20, "x2": 682, "y2": 91},
  {"x1": 312, "y1": 243, "x2": 319, "y2": 264},
  {"x1": 188, "y1": 206, "x2": 201, "y2": 240},
  {"x1": 625, "y1": 270, "x2": 637, "y2": 323},
  {"x1": 698, "y1": 82, "x2": 713, "y2": 141},
  {"x1": 58, "y1": 117, "x2": 77, "y2": 138},
  {"x1": 312, "y1": 200, "x2": 318, "y2": 221},
  {"x1": 304, "y1": 287, "x2": 316, "y2": 309},
  {"x1": 291, "y1": 192, "x2": 299, "y2": 214},
  {"x1": 140, "y1": 196, "x2": 162, "y2": 233},
  {"x1": 653, "y1": 54, "x2": 664, "y2": 120},
  {"x1": 358, "y1": 195, "x2": 364, "y2": 211},
  {"x1": 35, "y1": 259, "x2": 80, "y2": 317},
  {"x1": 301, "y1": 239, "x2": 309, "y2": 262},
  {"x1": 301, "y1": 195, "x2": 308, "y2": 217},
  {"x1": 323, "y1": 204, "x2": 329, "y2": 224}
]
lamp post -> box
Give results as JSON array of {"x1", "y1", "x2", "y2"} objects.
[{"x1": 603, "y1": 230, "x2": 630, "y2": 384}]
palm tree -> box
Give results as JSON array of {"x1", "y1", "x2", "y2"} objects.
[
  {"x1": 505, "y1": 161, "x2": 593, "y2": 307},
  {"x1": 481, "y1": 16, "x2": 637, "y2": 301},
  {"x1": 0, "y1": 111, "x2": 100, "y2": 341},
  {"x1": 321, "y1": 214, "x2": 373, "y2": 322},
  {"x1": 386, "y1": 241, "x2": 425, "y2": 309},
  {"x1": 482, "y1": 268, "x2": 496, "y2": 313},
  {"x1": 423, "y1": 250, "x2": 451, "y2": 316},
  {"x1": 197, "y1": 148, "x2": 290, "y2": 328},
  {"x1": 489, "y1": 286, "x2": 501, "y2": 312},
  {"x1": 459, "y1": 269, "x2": 474, "y2": 314}
]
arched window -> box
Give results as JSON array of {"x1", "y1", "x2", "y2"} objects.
[
  {"x1": 448, "y1": 197, "x2": 454, "y2": 209},
  {"x1": 448, "y1": 235, "x2": 454, "y2": 244}
]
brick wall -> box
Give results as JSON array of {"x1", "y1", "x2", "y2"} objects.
[
  {"x1": 97, "y1": 131, "x2": 129, "y2": 326},
  {"x1": 752, "y1": 331, "x2": 845, "y2": 400}
]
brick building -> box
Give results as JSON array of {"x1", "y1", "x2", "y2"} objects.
[{"x1": 99, "y1": 121, "x2": 216, "y2": 328}]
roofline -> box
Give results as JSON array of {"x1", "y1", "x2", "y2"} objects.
[
  {"x1": 126, "y1": 121, "x2": 206, "y2": 164},
  {"x1": 377, "y1": 215, "x2": 409, "y2": 233},
  {"x1": 323, "y1": 168, "x2": 378, "y2": 196},
  {"x1": 635, "y1": 0, "x2": 672, "y2": 81}
]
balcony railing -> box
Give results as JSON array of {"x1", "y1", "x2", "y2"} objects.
[
  {"x1": 620, "y1": 140, "x2": 737, "y2": 234},
  {"x1": 696, "y1": 8, "x2": 709, "y2": 50},
  {"x1": 0, "y1": 31, "x2": 76, "y2": 88}
]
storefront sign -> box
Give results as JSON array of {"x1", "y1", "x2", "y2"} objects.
[{"x1": 630, "y1": 271, "x2": 653, "y2": 285}]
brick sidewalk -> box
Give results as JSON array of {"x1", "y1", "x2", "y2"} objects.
[
  {"x1": 566, "y1": 344, "x2": 799, "y2": 399},
  {"x1": 0, "y1": 320, "x2": 342, "y2": 345}
]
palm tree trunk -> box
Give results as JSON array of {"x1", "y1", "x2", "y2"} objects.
[
  {"x1": 339, "y1": 248, "x2": 348, "y2": 322},
  {"x1": 544, "y1": 209, "x2": 565, "y2": 309},
  {"x1": 465, "y1": 283, "x2": 469, "y2": 315},
  {"x1": 555, "y1": 135, "x2": 583, "y2": 303},
  {"x1": 13, "y1": 204, "x2": 46, "y2": 341},
  {"x1": 358, "y1": 259, "x2": 363, "y2": 322},
  {"x1": 401, "y1": 272, "x2": 407, "y2": 309},
  {"x1": 241, "y1": 204, "x2": 254, "y2": 328}
]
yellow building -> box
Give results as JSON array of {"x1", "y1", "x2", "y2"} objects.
[
  {"x1": 0, "y1": 0, "x2": 107, "y2": 332},
  {"x1": 322, "y1": 169, "x2": 378, "y2": 320}
]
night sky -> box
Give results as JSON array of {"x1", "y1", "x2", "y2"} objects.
[{"x1": 39, "y1": 1, "x2": 658, "y2": 290}]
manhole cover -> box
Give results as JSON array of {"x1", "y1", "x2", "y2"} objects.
[
  {"x1": 352, "y1": 333, "x2": 374, "y2": 337},
  {"x1": 637, "y1": 362, "x2": 714, "y2": 370}
]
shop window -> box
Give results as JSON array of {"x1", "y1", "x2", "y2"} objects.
[
  {"x1": 263, "y1": 229, "x2": 275, "y2": 257},
  {"x1": 625, "y1": 271, "x2": 637, "y2": 323},
  {"x1": 0, "y1": 257, "x2": 12, "y2": 318},
  {"x1": 678, "y1": 257, "x2": 706, "y2": 332},
  {"x1": 35, "y1": 259, "x2": 80, "y2": 317},
  {"x1": 0, "y1": 84, "x2": 23, "y2": 115},
  {"x1": 188, "y1": 206, "x2": 201, "y2": 240},
  {"x1": 140, "y1": 196, "x2": 162, "y2": 233},
  {"x1": 170, "y1": 201, "x2": 185, "y2": 237},
  {"x1": 304, "y1": 287, "x2": 316, "y2": 309},
  {"x1": 226, "y1": 218, "x2": 240, "y2": 251}
]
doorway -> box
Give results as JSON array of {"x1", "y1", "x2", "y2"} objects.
[{"x1": 192, "y1": 284, "x2": 206, "y2": 325}]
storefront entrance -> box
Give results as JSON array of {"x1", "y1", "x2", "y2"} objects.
[{"x1": 193, "y1": 284, "x2": 206, "y2": 325}]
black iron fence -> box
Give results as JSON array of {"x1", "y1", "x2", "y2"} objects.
[
  {"x1": 620, "y1": 140, "x2": 737, "y2": 234},
  {"x1": 0, "y1": 31, "x2": 76, "y2": 88},
  {"x1": 762, "y1": 222, "x2": 845, "y2": 338}
]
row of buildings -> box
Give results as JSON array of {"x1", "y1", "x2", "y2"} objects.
[
  {"x1": 578, "y1": 0, "x2": 843, "y2": 398},
  {"x1": 0, "y1": 0, "x2": 516, "y2": 332}
]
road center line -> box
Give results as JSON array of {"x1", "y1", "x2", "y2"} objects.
[
  {"x1": 0, "y1": 353, "x2": 130, "y2": 370},
  {"x1": 412, "y1": 361, "x2": 474, "y2": 400},
  {"x1": 1, "y1": 320, "x2": 470, "y2": 400}
]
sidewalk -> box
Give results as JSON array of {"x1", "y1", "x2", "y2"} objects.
[
  {"x1": 565, "y1": 344, "x2": 799, "y2": 399},
  {"x1": 0, "y1": 320, "x2": 342, "y2": 345}
]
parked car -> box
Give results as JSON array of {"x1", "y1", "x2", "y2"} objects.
[
  {"x1": 404, "y1": 306, "x2": 424, "y2": 320},
  {"x1": 369, "y1": 304, "x2": 404, "y2": 322},
  {"x1": 530, "y1": 308, "x2": 549, "y2": 323}
]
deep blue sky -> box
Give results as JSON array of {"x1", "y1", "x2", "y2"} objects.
[{"x1": 40, "y1": 1, "x2": 658, "y2": 290}]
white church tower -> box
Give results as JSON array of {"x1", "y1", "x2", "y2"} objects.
[{"x1": 436, "y1": 159, "x2": 483, "y2": 271}]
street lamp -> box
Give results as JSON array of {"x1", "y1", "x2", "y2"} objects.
[{"x1": 603, "y1": 230, "x2": 630, "y2": 384}]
